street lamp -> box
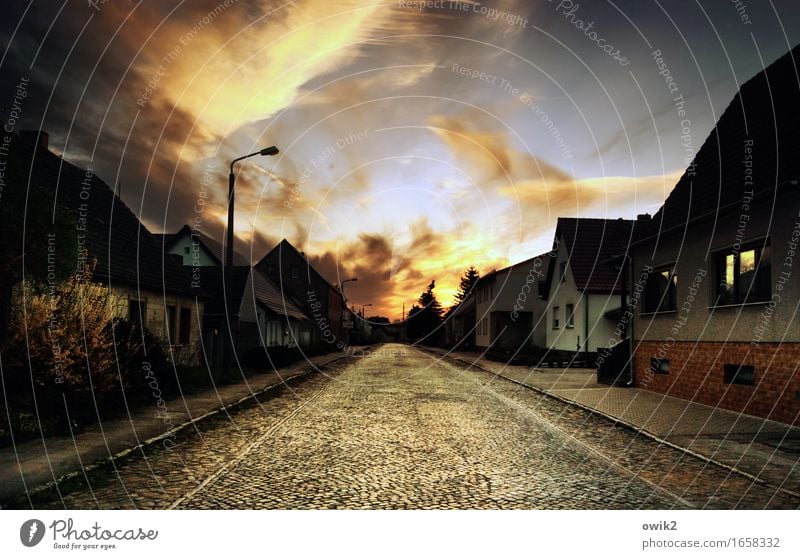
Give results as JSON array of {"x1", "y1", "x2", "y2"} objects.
[
  {"x1": 339, "y1": 277, "x2": 358, "y2": 299},
  {"x1": 222, "y1": 145, "x2": 279, "y2": 382}
]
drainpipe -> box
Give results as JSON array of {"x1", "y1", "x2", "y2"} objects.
[{"x1": 583, "y1": 294, "x2": 589, "y2": 353}]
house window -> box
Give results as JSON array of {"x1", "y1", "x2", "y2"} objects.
[
  {"x1": 715, "y1": 241, "x2": 771, "y2": 305},
  {"x1": 650, "y1": 358, "x2": 670, "y2": 375},
  {"x1": 290, "y1": 265, "x2": 300, "y2": 279},
  {"x1": 552, "y1": 306, "x2": 560, "y2": 329},
  {"x1": 565, "y1": 303, "x2": 575, "y2": 328},
  {"x1": 179, "y1": 307, "x2": 191, "y2": 345},
  {"x1": 166, "y1": 305, "x2": 176, "y2": 340},
  {"x1": 643, "y1": 265, "x2": 677, "y2": 313},
  {"x1": 129, "y1": 299, "x2": 145, "y2": 331},
  {"x1": 560, "y1": 262, "x2": 567, "y2": 283},
  {"x1": 723, "y1": 364, "x2": 755, "y2": 386},
  {"x1": 183, "y1": 246, "x2": 190, "y2": 255}
]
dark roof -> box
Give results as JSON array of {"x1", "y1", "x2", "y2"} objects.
[
  {"x1": 257, "y1": 238, "x2": 339, "y2": 292},
  {"x1": 641, "y1": 45, "x2": 800, "y2": 242},
  {"x1": 477, "y1": 252, "x2": 551, "y2": 287},
  {"x1": 198, "y1": 265, "x2": 308, "y2": 321},
  {"x1": 5, "y1": 133, "x2": 201, "y2": 297},
  {"x1": 247, "y1": 268, "x2": 308, "y2": 320},
  {"x1": 544, "y1": 217, "x2": 637, "y2": 296},
  {"x1": 160, "y1": 224, "x2": 250, "y2": 266}
]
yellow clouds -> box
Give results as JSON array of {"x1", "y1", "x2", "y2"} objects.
[
  {"x1": 428, "y1": 112, "x2": 571, "y2": 186},
  {"x1": 142, "y1": 0, "x2": 394, "y2": 132}
]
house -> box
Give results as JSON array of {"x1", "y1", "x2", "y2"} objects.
[
  {"x1": 443, "y1": 292, "x2": 476, "y2": 349},
  {"x1": 474, "y1": 253, "x2": 551, "y2": 351},
  {"x1": 157, "y1": 225, "x2": 313, "y2": 367},
  {"x1": 541, "y1": 217, "x2": 639, "y2": 355},
  {"x1": 3, "y1": 131, "x2": 205, "y2": 365},
  {"x1": 157, "y1": 223, "x2": 250, "y2": 268},
  {"x1": 255, "y1": 239, "x2": 346, "y2": 347},
  {"x1": 630, "y1": 45, "x2": 800, "y2": 425}
]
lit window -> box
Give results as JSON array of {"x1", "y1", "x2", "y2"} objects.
[{"x1": 715, "y1": 241, "x2": 771, "y2": 304}]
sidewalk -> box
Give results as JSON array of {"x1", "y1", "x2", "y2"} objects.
[
  {"x1": 427, "y1": 347, "x2": 800, "y2": 496},
  {"x1": 0, "y1": 352, "x2": 348, "y2": 503}
]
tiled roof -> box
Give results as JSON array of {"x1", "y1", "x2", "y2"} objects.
[
  {"x1": 546, "y1": 217, "x2": 637, "y2": 295},
  {"x1": 642, "y1": 45, "x2": 800, "y2": 241},
  {"x1": 6, "y1": 133, "x2": 201, "y2": 297},
  {"x1": 477, "y1": 252, "x2": 551, "y2": 288},
  {"x1": 198, "y1": 265, "x2": 308, "y2": 321},
  {"x1": 160, "y1": 224, "x2": 250, "y2": 266},
  {"x1": 246, "y1": 268, "x2": 309, "y2": 320}
]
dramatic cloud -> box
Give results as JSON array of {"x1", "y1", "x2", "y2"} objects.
[{"x1": 3, "y1": 0, "x2": 798, "y2": 317}]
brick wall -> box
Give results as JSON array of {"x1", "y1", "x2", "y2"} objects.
[{"x1": 634, "y1": 341, "x2": 800, "y2": 425}]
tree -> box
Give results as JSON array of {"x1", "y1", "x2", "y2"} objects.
[
  {"x1": 455, "y1": 266, "x2": 480, "y2": 304},
  {"x1": 406, "y1": 280, "x2": 444, "y2": 344}
]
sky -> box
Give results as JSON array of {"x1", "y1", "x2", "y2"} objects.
[{"x1": 1, "y1": 0, "x2": 799, "y2": 319}]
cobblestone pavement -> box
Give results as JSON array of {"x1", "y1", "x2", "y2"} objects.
[{"x1": 23, "y1": 345, "x2": 800, "y2": 509}]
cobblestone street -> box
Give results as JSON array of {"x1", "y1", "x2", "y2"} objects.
[{"x1": 24, "y1": 345, "x2": 800, "y2": 509}]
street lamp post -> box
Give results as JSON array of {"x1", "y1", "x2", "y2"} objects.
[
  {"x1": 338, "y1": 278, "x2": 357, "y2": 345},
  {"x1": 221, "y1": 146, "x2": 279, "y2": 382}
]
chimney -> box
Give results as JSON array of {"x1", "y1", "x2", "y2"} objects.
[
  {"x1": 637, "y1": 213, "x2": 651, "y2": 221},
  {"x1": 19, "y1": 130, "x2": 49, "y2": 150}
]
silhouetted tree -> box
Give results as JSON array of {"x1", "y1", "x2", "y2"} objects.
[
  {"x1": 455, "y1": 266, "x2": 480, "y2": 304},
  {"x1": 406, "y1": 280, "x2": 443, "y2": 344}
]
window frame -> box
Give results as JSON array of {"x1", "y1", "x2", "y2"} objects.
[
  {"x1": 712, "y1": 238, "x2": 771, "y2": 306},
  {"x1": 178, "y1": 307, "x2": 191, "y2": 345},
  {"x1": 723, "y1": 364, "x2": 755, "y2": 386},
  {"x1": 552, "y1": 306, "x2": 560, "y2": 329},
  {"x1": 642, "y1": 264, "x2": 678, "y2": 314},
  {"x1": 565, "y1": 303, "x2": 575, "y2": 329}
]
